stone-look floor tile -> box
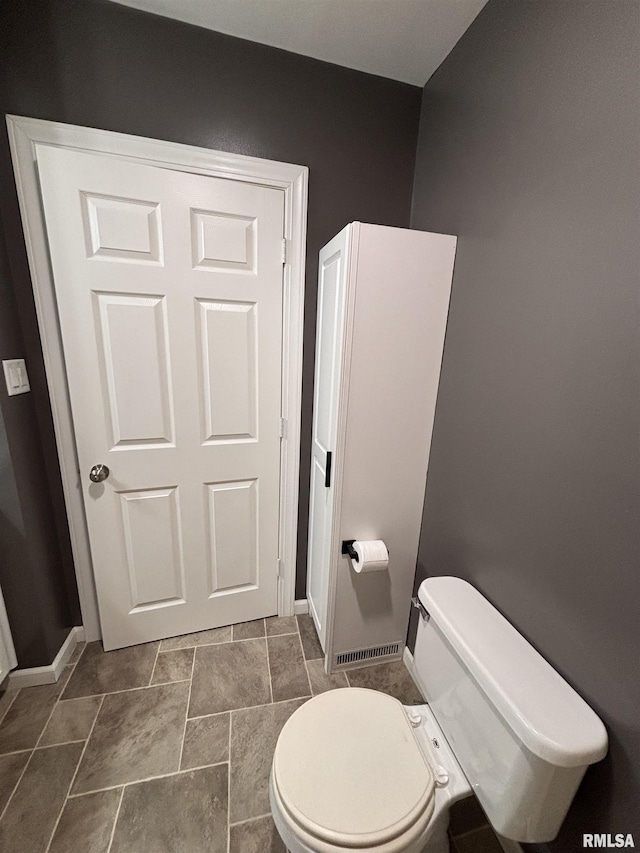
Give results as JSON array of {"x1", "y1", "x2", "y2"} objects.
[
  {"x1": 267, "y1": 634, "x2": 311, "y2": 702},
  {"x1": 0, "y1": 742, "x2": 83, "y2": 853},
  {"x1": 297, "y1": 614, "x2": 324, "y2": 660},
  {"x1": 72, "y1": 682, "x2": 189, "y2": 794},
  {"x1": 110, "y1": 765, "x2": 228, "y2": 853},
  {"x1": 0, "y1": 682, "x2": 60, "y2": 754},
  {"x1": 306, "y1": 659, "x2": 349, "y2": 695},
  {"x1": 62, "y1": 641, "x2": 159, "y2": 699},
  {"x1": 452, "y1": 826, "x2": 504, "y2": 853},
  {"x1": 151, "y1": 648, "x2": 194, "y2": 685},
  {"x1": 229, "y1": 815, "x2": 286, "y2": 852},
  {"x1": 0, "y1": 750, "x2": 30, "y2": 813},
  {"x1": 345, "y1": 660, "x2": 423, "y2": 704},
  {"x1": 48, "y1": 789, "x2": 122, "y2": 853},
  {"x1": 181, "y1": 713, "x2": 230, "y2": 770},
  {"x1": 265, "y1": 616, "x2": 298, "y2": 636},
  {"x1": 189, "y1": 639, "x2": 270, "y2": 717},
  {"x1": 230, "y1": 698, "x2": 306, "y2": 823},
  {"x1": 232, "y1": 619, "x2": 265, "y2": 640},
  {"x1": 159, "y1": 626, "x2": 232, "y2": 651},
  {"x1": 68, "y1": 641, "x2": 86, "y2": 666},
  {"x1": 0, "y1": 688, "x2": 17, "y2": 725},
  {"x1": 39, "y1": 696, "x2": 103, "y2": 746}
]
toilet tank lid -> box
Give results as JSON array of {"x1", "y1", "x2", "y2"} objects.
[{"x1": 418, "y1": 577, "x2": 608, "y2": 768}]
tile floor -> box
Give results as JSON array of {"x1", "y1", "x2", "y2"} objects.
[{"x1": 0, "y1": 614, "x2": 499, "y2": 853}]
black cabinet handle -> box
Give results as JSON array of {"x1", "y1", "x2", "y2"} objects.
[{"x1": 325, "y1": 451, "x2": 332, "y2": 488}]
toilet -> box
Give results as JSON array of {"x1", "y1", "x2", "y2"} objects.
[{"x1": 270, "y1": 577, "x2": 608, "y2": 852}]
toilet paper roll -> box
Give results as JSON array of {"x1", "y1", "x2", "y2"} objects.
[{"x1": 350, "y1": 540, "x2": 389, "y2": 573}]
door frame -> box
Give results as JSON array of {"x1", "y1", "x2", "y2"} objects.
[{"x1": 7, "y1": 114, "x2": 308, "y2": 642}]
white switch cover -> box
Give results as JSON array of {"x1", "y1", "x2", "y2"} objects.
[{"x1": 3, "y1": 359, "x2": 30, "y2": 396}]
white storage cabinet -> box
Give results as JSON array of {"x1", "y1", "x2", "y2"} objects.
[{"x1": 307, "y1": 222, "x2": 456, "y2": 672}]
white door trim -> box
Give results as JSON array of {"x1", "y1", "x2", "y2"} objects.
[
  {"x1": 0, "y1": 582, "x2": 17, "y2": 683},
  {"x1": 7, "y1": 114, "x2": 308, "y2": 642}
]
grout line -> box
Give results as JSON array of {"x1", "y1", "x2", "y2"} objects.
[
  {"x1": 158, "y1": 632, "x2": 232, "y2": 653},
  {"x1": 56, "y1": 679, "x2": 193, "y2": 704},
  {"x1": 33, "y1": 681, "x2": 70, "y2": 753},
  {"x1": 227, "y1": 704, "x2": 234, "y2": 853},
  {"x1": 263, "y1": 636, "x2": 274, "y2": 705},
  {"x1": 294, "y1": 630, "x2": 312, "y2": 698},
  {"x1": 195, "y1": 695, "x2": 310, "y2": 720},
  {"x1": 66, "y1": 642, "x2": 86, "y2": 673},
  {"x1": 0, "y1": 747, "x2": 34, "y2": 758},
  {"x1": 227, "y1": 713, "x2": 232, "y2": 853},
  {"x1": 0, "y1": 747, "x2": 35, "y2": 823},
  {"x1": 35, "y1": 739, "x2": 87, "y2": 751},
  {"x1": 105, "y1": 786, "x2": 125, "y2": 853},
  {"x1": 228, "y1": 812, "x2": 272, "y2": 828},
  {"x1": 0, "y1": 688, "x2": 19, "y2": 726},
  {"x1": 303, "y1": 658, "x2": 314, "y2": 697},
  {"x1": 43, "y1": 790, "x2": 68, "y2": 852},
  {"x1": 67, "y1": 761, "x2": 230, "y2": 799},
  {"x1": 160, "y1": 632, "x2": 298, "y2": 653},
  {"x1": 182, "y1": 708, "x2": 231, "y2": 723},
  {"x1": 146, "y1": 677, "x2": 192, "y2": 688},
  {"x1": 262, "y1": 629, "x2": 297, "y2": 638},
  {"x1": 176, "y1": 758, "x2": 231, "y2": 774},
  {"x1": 147, "y1": 642, "x2": 162, "y2": 687},
  {"x1": 43, "y1": 695, "x2": 104, "y2": 853},
  {"x1": 178, "y1": 647, "x2": 197, "y2": 772},
  {"x1": 35, "y1": 692, "x2": 66, "y2": 751},
  {"x1": 61, "y1": 694, "x2": 105, "y2": 799}
]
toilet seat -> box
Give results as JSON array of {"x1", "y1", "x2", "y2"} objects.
[{"x1": 271, "y1": 689, "x2": 436, "y2": 851}]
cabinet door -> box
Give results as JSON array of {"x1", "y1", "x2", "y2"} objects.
[{"x1": 307, "y1": 226, "x2": 351, "y2": 650}]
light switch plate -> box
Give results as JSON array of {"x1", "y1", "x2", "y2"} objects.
[{"x1": 3, "y1": 359, "x2": 30, "y2": 396}]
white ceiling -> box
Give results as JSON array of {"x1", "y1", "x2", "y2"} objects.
[{"x1": 111, "y1": 0, "x2": 488, "y2": 86}]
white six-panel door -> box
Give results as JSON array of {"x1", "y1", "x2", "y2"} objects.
[
  {"x1": 306, "y1": 227, "x2": 350, "y2": 649},
  {"x1": 37, "y1": 144, "x2": 284, "y2": 649}
]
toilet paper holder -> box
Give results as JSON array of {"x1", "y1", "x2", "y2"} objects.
[
  {"x1": 341, "y1": 540, "x2": 390, "y2": 563},
  {"x1": 341, "y1": 540, "x2": 359, "y2": 562}
]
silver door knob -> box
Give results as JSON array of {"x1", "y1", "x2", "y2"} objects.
[{"x1": 89, "y1": 464, "x2": 110, "y2": 483}]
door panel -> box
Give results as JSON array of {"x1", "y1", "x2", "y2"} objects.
[
  {"x1": 120, "y1": 487, "x2": 185, "y2": 609},
  {"x1": 206, "y1": 479, "x2": 258, "y2": 594},
  {"x1": 37, "y1": 144, "x2": 284, "y2": 649},
  {"x1": 95, "y1": 293, "x2": 174, "y2": 447},
  {"x1": 196, "y1": 298, "x2": 257, "y2": 442}
]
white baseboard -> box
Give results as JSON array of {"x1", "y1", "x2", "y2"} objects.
[
  {"x1": 8, "y1": 626, "x2": 84, "y2": 689},
  {"x1": 294, "y1": 599, "x2": 308, "y2": 615},
  {"x1": 403, "y1": 645, "x2": 419, "y2": 685}
]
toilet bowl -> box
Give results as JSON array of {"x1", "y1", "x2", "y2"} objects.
[
  {"x1": 270, "y1": 577, "x2": 608, "y2": 852},
  {"x1": 270, "y1": 687, "x2": 471, "y2": 853}
]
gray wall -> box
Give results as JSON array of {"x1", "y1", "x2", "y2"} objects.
[
  {"x1": 409, "y1": 0, "x2": 639, "y2": 846},
  {"x1": 0, "y1": 0, "x2": 421, "y2": 663},
  {"x1": 0, "y1": 218, "x2": 78, "y2": 667}
]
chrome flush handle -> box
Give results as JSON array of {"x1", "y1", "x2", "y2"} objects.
[
  {"x1": 89, "y1": 464, "x2": 110, "y2": 483},
  {"x1": 411, "y1": 596, "x2": 430, "y2": 621}
]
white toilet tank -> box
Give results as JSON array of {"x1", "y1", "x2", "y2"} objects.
[{"x1": 412, "y1": 577, "x2": 608, "y2": 842}]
